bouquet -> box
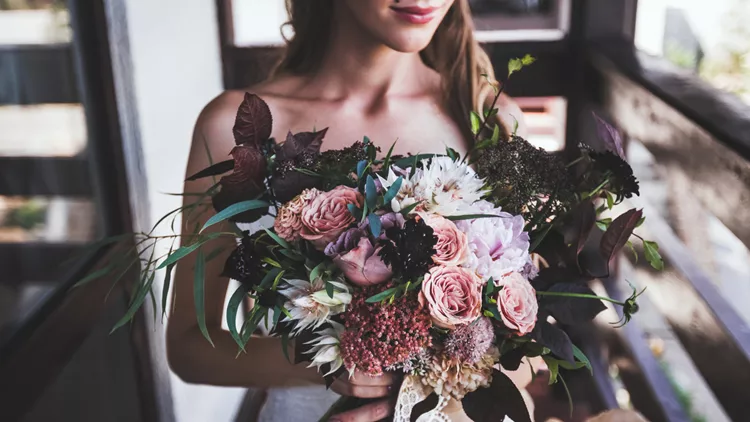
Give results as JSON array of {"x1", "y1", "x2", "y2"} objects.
[{"x1": 92, "y1": 58, "x2": 661, "y2": 422}]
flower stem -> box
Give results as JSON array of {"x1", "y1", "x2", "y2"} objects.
[{"x1": 536, "y1": 290, "x2": 626, "y2": 307}]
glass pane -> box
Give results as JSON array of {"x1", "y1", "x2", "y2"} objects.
[
  {"x1": 0, "y1": 105, "x2": 86, "y2": 156},
  {"x1": 635, "y1": 0, "x2": 750, "y2": 104},
  {"x1": 517, "y1": 96, "x2": 566, "y2": 151},
  {"x1": 0, "y1": 0, "x2": 71, "y2": 44}
]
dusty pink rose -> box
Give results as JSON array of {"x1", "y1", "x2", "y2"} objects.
[
  {"x1": 300, "y1": 186, "x2": 363, "y2": 250},
  {"x1": 421, "y1": 214, "x2": 469, "y2": 267},
  {"x1": 419, "y1": 266, "x2": 483, "y2": 329},
  {"x1": 496, "y1": 272, "x2": 538, "y2": 335},
  {"x1": 274, "y1": 188, "x2": 321, "y2": 242},
  {"x1": 333, "y1": 237, "x2": 392, "y2": 286}
]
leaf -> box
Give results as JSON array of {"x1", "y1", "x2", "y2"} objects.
[
  {"x1": 264, "y1": 228, "x2": 292, "y2": 250},
  {"x1": 227, "y1": 283, "x2": 252, "y2": 349},
  {"x1": 446, "y1": 147, "x2": 459, "y2": 162},
  {"x1": 462, "y1": 370, "x2": 532, "y2": 422},
  {"x1": 606, "y1": 191, "x2": 615, "y2": 209},
  {"x1": 499, "y1": 346, "x2": 526, "y2": 371},
  {"x1": 470, "y1": 111, "x2": 482, "y2": 135},
  {"x1": 186, "y1": 159, "x2": 235, "y2": 181},
  {"x1": 356, "y1": 160, "x2": 369, "y2": 179},
  {"x1": 626, "y1": 240, "x2": 638, "y2": 263},
  {"x1": 531, "y1": 320, "x2": 574, "y2": 364},
  {"x1": 74, "y1": 264, "x2": 116, "y2": 288},
  {"x1": 600, "y1": 208, "x2": 643, "y2": 269},
  {"x1": 365, "y1": 287, "x2": 399, "y2": 303},
  {"x1": 399, "y1": 201, "x2": 421, "y2": 216},
  {"x1": 543, "y1": 355, "x2": 560, "y2": 384},
  {"x1": 512, "y1": 116, "x2": 519, "y2": 136},
  {"x1": 542, "y1": 283, "x2": 607, "y2": 324},
  {"x1": 592, "y1": 113, "x2": 625, "y2": 159},
  {"x1": 161, "y1": 246, "x2": 176, "y2": 319},
  {"x1": 233, "y1": 93, "x2": 272, "y2": 146},
  {"x1": 201, "y1": 199, "x2": 268, "y2": 232},
  {"x1": 596, "y1": 218, "x2": 612, "y2": 232},
  {"x1": 156, "y1": 232, "x2": 224, "y2": 270},
  {"x1": 521, "y1": 54, "x2": 536, "y2": 66},
  {"x1": 508, "y1": 58, "x2": 523, "y2": 77},
  {"x1": 259, "y1": 268, "x2": 282, "y2": 289},
  {"x1": 572, "y1": 344, "x2": 593, "y2": 374},
  {"x1": 644, "y1": 240, "x2": 664, "y2": 270},
  {"x1": 383, "y1": 177, "x2": 403, "y2": 205},
  {"x1": 309, "y1": 261, "x2": 326, "y2": 282},
  {"x1": 363, "y1": 136, "x2": 371, "y2": 145},
  {"x1": 636, "y1": 216, "x2": 646, "y2": 228},
  {"x1": 445, "y1": 214, "x2": 504, "y2": 221},
  {"x1": 382, "y1": 141, "x2": 397, "y2": 169},
  {"x1": 110, "y1": 271, "x2": 155, "y2": 333},
  {"x1": 570, "y1": 200, "x2": 596, "y2": 258},
  {"x1": 368, "y1": 214, "x2": 382, "y2": 237},
  {"x1": 325, "y1": 281, "x2": 335, "y2": 299},
  {"x1": 491, "y1": 124, "x2": 501, "y2": 143},
  {"x1": 365, "y1": 175, "x2": 378, "y2": 210},
  {"x1": 193, "y1": 250, "x2": 214, "y2": 346},
  {"x1": 347, "y1": 203, "x2": 362, "y2": 220},
  {"x1": 281, "y1": 332, "x2": 291, "y2": 363}
]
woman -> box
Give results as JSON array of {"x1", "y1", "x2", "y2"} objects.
[{"x1": 167, "y1": 1, "x2": 534, "y2": 421}]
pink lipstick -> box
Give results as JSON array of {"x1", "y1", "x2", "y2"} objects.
[{"x1": 390, "y1": 5, "x2": 441, "y2": 24}]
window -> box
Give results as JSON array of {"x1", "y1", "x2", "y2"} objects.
[{"x1": 635, "y1": 0, "x2": 750, "y2": 104}]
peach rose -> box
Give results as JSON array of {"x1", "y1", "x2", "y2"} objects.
[
  {"x1": 421, "y1": 214, "x2": 469, "y2": 267},
  {"x1": 419, "y1": 266, "x2": 483, "y2": 329},
  {"x1": 274, "y1": 188, "x2": 321, "y2": 242},
  {"x1": 496, "y1": 272, "x2": 538, "y2": 335},
  {"x1": 300, "y1": 186, "x2": 363, "y2": 250}
]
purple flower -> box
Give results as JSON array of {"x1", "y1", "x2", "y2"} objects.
[{"x1": 444, "y1": 317, "x2": 495, "y2": 364}]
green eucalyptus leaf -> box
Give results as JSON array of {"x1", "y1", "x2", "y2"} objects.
[
  {"x1": 325, "y1": 281, "x2": 335, "y2": 299},
  {"x1": 368, "y1": 213, "x2": 382, "y2": 237},
  {"x1": 572, "y1": 344, "x2": 593, "y2": 374},
  {"x1": 264, "y1": 228, "x2": 292, "y2": 249},
  {"x1": 347, "y1": 203, "x2": 362, "y2": 220},
  {"x1": 201, "y1": 199, "x2": 268, "y2": 232},
  {"x1": 365, "y1": 175, "x2": 378, "y2": 210},
  {"x1": 365, "y1": 287, "x2": 398, "y2": 303},
  {"x1": 383, "y1": 177, "x2": 403, "y2": 205},
  {"x1": 156, "y1": 232, "x2": 224, "y2": 270},
  {"x1": 227, "y1": 283, "x2": 253, "y2": 350},
  {"x1": 193, "y1": 249, "x2": 214, "y2": 346},
  {"x1": 110, "y1": 271, "x2": 155, "y2": 333}
]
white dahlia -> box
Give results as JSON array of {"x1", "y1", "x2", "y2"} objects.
[{"x1": 279, "y1": 277, "x2": 351, "y2": 334}]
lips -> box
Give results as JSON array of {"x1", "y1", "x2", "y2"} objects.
[{"x1": 390, "y1": 5, "x2": 442, "y2": 24}]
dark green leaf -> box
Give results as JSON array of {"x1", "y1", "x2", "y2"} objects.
[
  {"x1": 462, "y1": 370, "x2": 532, "y2": 422},
  {"x1": 264, "y1": 228, "x2": 292, "y2": 249},
  {"x1": 572, "y1": 344, "x2": 593, "y2": 374},
  {"x1": 74, "y1": 264, "x2": 116, "y2": 288},
  {"x1": 363, "y1": 136, "x2": 371, "y2": 145},
  {"x1": 193, "y1": 250, "x2": 214, "y2": 346},
  {"x1": 470, "y1": 111, "x2": 482, "y2": 135},
  {"x1": 542, "y1": 283, "x2": 607, "y2": 324},
  {"x1": 636, "y1": 216, "x2": 646, "y2": 228},
  {"x1": 531, "y1": 320, "x2": 574, "y2": 364},
  {"x1": 186, "y1": 159, "x2": 234, "y2": 181},
  {"x1": 201, "y1": 199, "x2": 268, "y2": 231},
  {"x1": 227, "y1": 283, "x2": 252, "y2": 349},
  {"x1": 543, "y1": 355, "x2": 560, "y2": 385},
  {"x1": 204, "y1": 244, "x2": 228, "y2": 263},
  {"x1": 392, "y1": 154, "x2": 440, "y2": 170},
  {"x1": 446, "y1": 147, "x2": 459, "y2": 162},
  {"x1": 156, "y1": 232, "x2": 224, "y2": 270},
  {"x1": 491, "y1": 123, "x2": 501, "y2": 143},
  {"x1": 325, "y1": 281, "x2": 335, "y2": 299},
  {"x1": 281, "y1": 332, "x2": 291, "y2": 363},
  {"x1": 382, "y1": 141, "x2": 397, "y2": 170},
  {"x1": 399, "y1": 201, "x2": 421, "y2": 216},
  {"x1": 644, "y1": 240, "x2": 664, "y2": 271},
  {"x1": 529, "y1": 223, "x2": 554, "y2": 252},
  {"x1": 365, "y1": 175, "x2": 378, "y2": 210},
  {"x1": 294, "y1": 168, "x2": 322, "y2": 177},
  {"x1": 365, "y1": 287, "x2": 398, "y2": 303},
  {"x1": 347, "y1": 203, "x2": 362, "y2": 220},
  {"x1": 383, "y1": 177, "x2": 403, "y2": 205},
  {"x1": 259, "y1": 268, "x2": 283, "y2": 289},
  {"x1": 357, "y1": 160, "x2": 368, "y2": 179},
  {"x1": 309, "y1": 261, "x2": 326, "y2": 282},
  {"x1": 161, "y1": 246, "x2": 176, "y2": 319},
  {"x1": 368, "y1": 214, "x2": 382, "y2": 237}
]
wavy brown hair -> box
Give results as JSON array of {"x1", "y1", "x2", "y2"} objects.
[{"x1": 274, "y1": 0, "x2": 496, "y2": 138}]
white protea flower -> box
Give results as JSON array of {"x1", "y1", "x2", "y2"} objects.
[
  {"x1": 379, "y1": 157, "x2": 488, "y2": 216},
  {"x1": 279, "y1": 277, "x2": 351, "y2": 334},
  {"x1": 377, "y1": 166, "x2": 417, "y2": 213},
  {"x1": 305, "y1": 321, "x2": 346, "y2": 376}
]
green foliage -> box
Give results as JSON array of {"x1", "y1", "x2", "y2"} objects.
[{"x1": 4, "y1": 200, "x2": 47, "y2": 230}]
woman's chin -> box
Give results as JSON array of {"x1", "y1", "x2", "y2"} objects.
[{"x1": 382, "y1": 35, "x2": 435, "y2": 53}]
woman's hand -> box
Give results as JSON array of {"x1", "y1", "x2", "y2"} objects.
[{"x1": 329, "y1": 371, "x2": 396, "y2": 422}]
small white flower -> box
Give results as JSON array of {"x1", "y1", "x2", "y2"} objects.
[
  {"x1": 305, "y1": 321, "x2": 345, "y2": 376},
  {"x1": 279, "y1": 277, "x2": 351, "y2": 334}
]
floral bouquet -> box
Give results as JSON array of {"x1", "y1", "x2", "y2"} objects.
[{"x1": 93, "y1": 58, "x2": 660, "y2": 422}]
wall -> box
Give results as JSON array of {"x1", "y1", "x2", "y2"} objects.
[{"x1": 119, "y1": 1, "x2": 248, "y2": 421}]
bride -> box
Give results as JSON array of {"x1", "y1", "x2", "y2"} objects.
[{"x1": 167, "y1": 1, "x2": 537, "y2": 421}]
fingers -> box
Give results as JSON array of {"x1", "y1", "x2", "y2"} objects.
[
  {"x1": 329, "y1": 399, "x2": 392, "y2": 422},
  {"x1": 330, "y1": 378, "x2": 391, "y2": 398}
]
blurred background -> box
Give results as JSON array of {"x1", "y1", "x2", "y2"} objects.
[{"x1": 0, "y1": 1, "x2": 748, "y2": 421}]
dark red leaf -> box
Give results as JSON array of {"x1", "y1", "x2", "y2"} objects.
[
  {"x1": 277, "y1": 129, "x2": 327, "y2": 161},
  {"x1": 530, "y1": 320, "x2": 575, "y2": 364},
  {"x1": 211, "y1": 146, "x2": 267, "y2": 222},
  {"x1": 600, "y1": 208, "x2": 642, "y2": 269},
  {"x1": 186, "y1": 159, "x2": 235, "y2": 181},
  {"x1": 572, "y1": 201, "x2": 596, "y2": 257},
  {"x1": 541, "y1": 283, "x2": 607, "y2": 324},
  {"x1": 233, "y1": 93, "x2": 272, "y2": 147},
  {"x1": 462, "y1": 370, "x2": 532, "y2": 422},
  {"x1": 593, "y1": 113, "x2": 625, "y2": 159},
  {"x1": 411, "y1": 394, "x2": 439, "y2": 422}
]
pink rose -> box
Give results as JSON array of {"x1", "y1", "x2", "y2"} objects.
[
  {"x1": 274, "y1": 188, "x2": 321, "y2": 242},
  {"x1": 333, "y1": 237, "x2": 392, "y2": 286},
  {"x1": 300, "y1": 186, "x2": 363, "y2": 250},
  {"x1": 419, "y1": 266, "x2": 483, "y2": 329},
  {"x1": 421, "y1": 214, "x2": 469, "y2": 267},
  {"x1": 496, "y1": 272, "x2": 538, "y2": 335}
]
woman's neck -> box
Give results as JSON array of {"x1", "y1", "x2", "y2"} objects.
[{"x1": 305, "y1": 5, "x2": 436, "y2": 104}]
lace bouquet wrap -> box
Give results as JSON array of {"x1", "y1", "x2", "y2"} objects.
[{"x1": 97, "y1": 58, "x2": 660, "y2": 422}]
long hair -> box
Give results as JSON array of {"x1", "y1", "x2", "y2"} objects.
[{"x1": 274, "y1": 0, "x2": 496, "y2": 138}]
